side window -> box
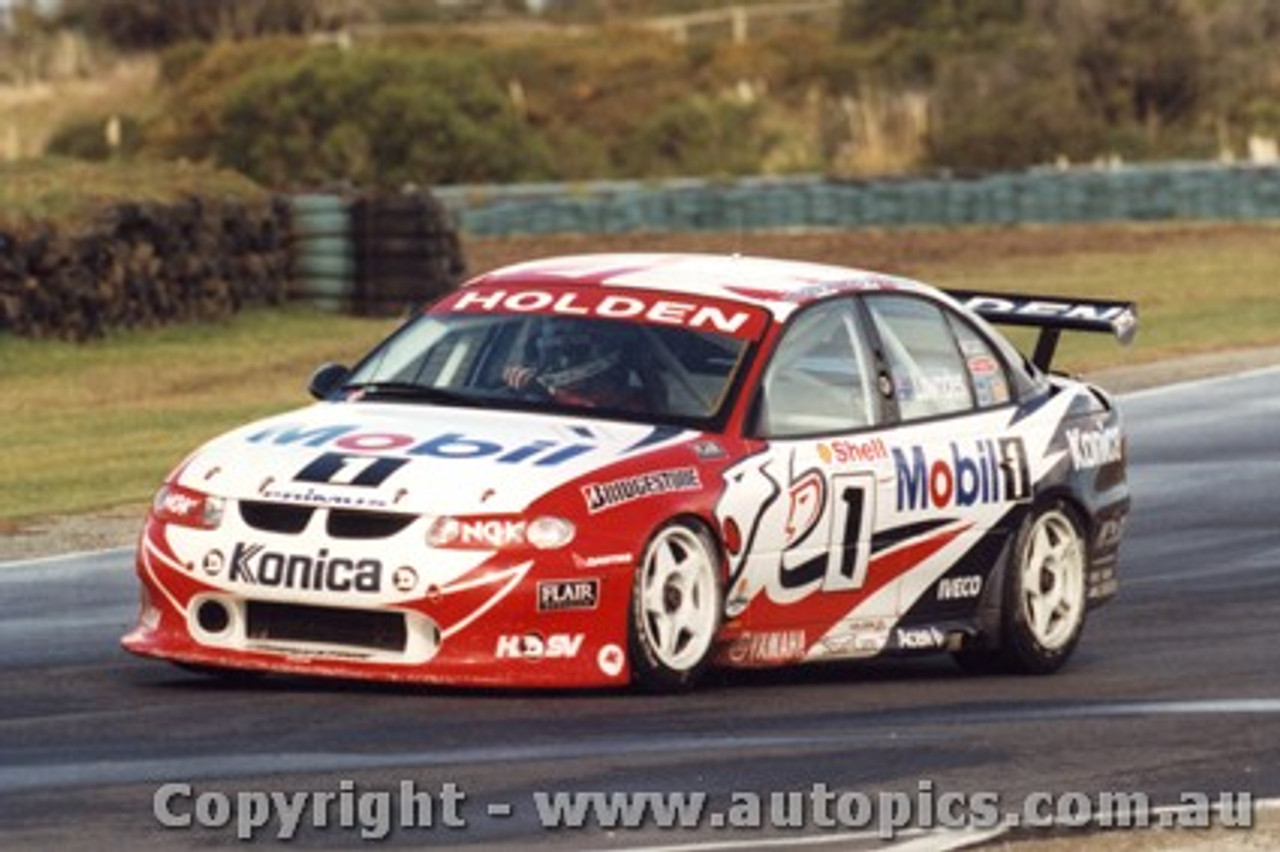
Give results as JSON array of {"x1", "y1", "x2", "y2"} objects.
[
  {"x1": 865, "y1": 295, "x2": 974, "y2": 421},
  {"x1": 947, "y1": 313, "x2": 1012, "y2": 408},
  {"x1": 756, "y1": 300, "x2": 877, "y2": 437}
]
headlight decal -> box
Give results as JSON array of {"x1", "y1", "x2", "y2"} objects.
[{"x1": 153, "y1": 482, "x2": 224, "y2": 530}]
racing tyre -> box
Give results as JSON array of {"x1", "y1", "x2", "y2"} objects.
[
  {"x1": 628, "y1": 522, "x2": 722, "y2": 692},
  {"x1": 955, "y1": 501, "x2": 1088, "y2": 675}
]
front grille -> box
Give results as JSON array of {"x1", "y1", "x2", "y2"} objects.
[
  {"x1": 240, "y1": 501, "x2": 313, "y2": 534},
  {"x1": 245, "y1": 601, "x2": 407, "y2": 653},
  {"x1": 327, "y1": 510, "x2": 416, "y2": 539}
]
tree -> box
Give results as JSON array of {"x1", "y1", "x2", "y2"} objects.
[
  {"x1": 926, "y1": 36, "x2": 1105, "y2": 171},
  {"x1": 1070, "y1": 0, "x2": 1205, "y2": 138},
  {"x1": 839, "y1": 0, "x2": 1026, "y2": 41}
]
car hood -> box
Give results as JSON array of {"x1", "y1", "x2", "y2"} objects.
[{"x1": 175, "y1": 402, "x2": 695, "y2": 515}]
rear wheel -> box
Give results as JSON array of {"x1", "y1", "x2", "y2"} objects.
[
  {"x1": 955, "y1": 502, "x2": 1088, "y2": 675},
  {"x1": 628, "y1": 522, "x2": 722, "y2": 692}
]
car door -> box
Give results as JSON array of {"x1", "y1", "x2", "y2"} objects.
[
  {"x1": 861, "y1": 293, "x2": 1028, "y2": 632},
  {"x1": 714, "y1": 298, "x2": 903, "y2": 661}
]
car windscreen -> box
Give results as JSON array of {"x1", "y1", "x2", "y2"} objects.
[{"x1": 343, "y1": 310, "x2": 754, "y2": 426}]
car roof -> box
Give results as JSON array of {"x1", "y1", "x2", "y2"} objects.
[{"x1": 465, "y1": 253, "x2": 939, "y2": 320}]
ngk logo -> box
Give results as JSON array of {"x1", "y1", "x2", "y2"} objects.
[
  {"x1": 433, "y1": 518, "x2": 527, "y2": 549},
  {"x1": 495, "y1": 633, "x2": 584, "y2": 660}
]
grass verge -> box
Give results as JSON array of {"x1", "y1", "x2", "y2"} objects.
[
  {"x1": 0, "y1": 306, "x2": 396, "y2": 521},
  {"x1": 2, "y1": 222, "x2": 1279, "y2": 522}
]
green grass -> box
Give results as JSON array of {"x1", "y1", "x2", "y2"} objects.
[
  {"x1": 913, "y1": 226, "x2": 1280, "y2": 372},
  {"x1": 3, "y1": 223, "x2": 1280, "y2": 523},
  {"x1": 0, "y1": 158, "x2": 265, "y2": 229},
  {"x1": 0, "y1": 307, "x2": 397, "y2": 521}
]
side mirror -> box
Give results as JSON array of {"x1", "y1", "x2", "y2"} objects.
[{"x1": 308, "y1": 362, "x2": 350, "y2": 400}]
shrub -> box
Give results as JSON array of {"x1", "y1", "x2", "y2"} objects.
[
  {"x1": 216, "y1": 50, "x2": 553, "y2": 188},
  {"x1": 925, "y1": 36, "x2": 1105, "y2": 171},
  {"x1": 486, "y1": 27, "x2": 697, "y2": 178},
  {"x1": 142, "y1": 37, "x2": 313, "y2": 162},
  {"x1": 619, "y1": 95, "x2": 775, "y2": 178}
]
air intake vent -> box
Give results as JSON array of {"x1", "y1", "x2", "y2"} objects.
[
  {"x1": 239, "y1": 501, "x2": 313, "y2": 534},
  {"x1": 245, "y1": 601, "x2": 407, "y2": 653},
  {"x1": 327, "y1": 510, "x2": 415, "y2": 539}
]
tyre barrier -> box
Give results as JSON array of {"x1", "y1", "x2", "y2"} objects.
[
  {"x1": 290, "y1": 190, "x2": 465, "y2": 318},
  {"x1": 0, "y1": 189, "x2": 467, "y2": 339},
  {"x1": 434, "y1": 163, "x2": 1280, "y2": 237},
  {"x1": 0, "y1": 196, "x2": 292, "y2": 340}
]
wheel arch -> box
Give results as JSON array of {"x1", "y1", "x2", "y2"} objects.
[
  {"x1": 639, "y1": 510, "x2": 731, "y2": 583},
  {"x1": 626, "y1": 512, "x2": 728, "y2": 692},
  {"x1": 971, "y1": 489, "x2": 1091, "y2": 651}
]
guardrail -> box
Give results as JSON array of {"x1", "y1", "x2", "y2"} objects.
[
  {"x1": 432, "y1": 163, "x2": 1280, "y2": 237},
  {"x1": 643, "y1": 0, "x2": 841, "y2": 44}
]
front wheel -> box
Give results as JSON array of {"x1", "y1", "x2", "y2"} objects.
[
  {"x1": 955, "y1": 502, "x2": 1088, "y2": 675},
  {"x1": 628, "y1": 522, "x2": 723, "y2": 692}
]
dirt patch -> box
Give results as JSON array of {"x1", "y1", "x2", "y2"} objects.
[
  {"x1": 0, "y1": 504, "x2": 145, "y2": 563},
  {"x1": 1082, "y1": 344, "x2": 1280, "y2": 394}
]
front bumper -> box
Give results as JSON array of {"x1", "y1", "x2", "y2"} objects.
[{"x1": 122, "y1": 517, "x2": 636, "y2": 688}]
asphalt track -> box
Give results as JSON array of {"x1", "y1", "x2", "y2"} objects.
[{"x1": 2, "y1": 367, "x2": 1279, "y2": 851}]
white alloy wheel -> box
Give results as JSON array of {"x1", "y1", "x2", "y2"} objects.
[
  {"x1": 629, "y1": 523, "x2": 721, "y2": 690},
  {"x1": 1018, "y1": 508, "x2": 1086, "y2": 652},
  {"x1": 953, "y1": 501, "x2": 1089, "y2": 676}
]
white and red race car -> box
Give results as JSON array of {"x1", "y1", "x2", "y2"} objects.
[{"x1": 123, "y1": 254, "x2": 1135, "y2": 690}]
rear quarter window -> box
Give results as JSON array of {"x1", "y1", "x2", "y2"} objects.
[{"x1": 865, "y1": 295, "x2": 974, "y2": 421}]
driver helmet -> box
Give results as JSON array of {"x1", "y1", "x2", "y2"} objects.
[{"x1": 534, "y1": 320, "x2": 623, "y2": 392}]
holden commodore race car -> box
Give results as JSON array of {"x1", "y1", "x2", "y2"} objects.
[{"x1": 123, "y1": 253, "x2": 1135, "y2": 690}]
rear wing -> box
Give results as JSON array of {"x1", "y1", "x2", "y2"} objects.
[{"x1": 945, "y1": 290, "x2": 1138, "y2": 371}]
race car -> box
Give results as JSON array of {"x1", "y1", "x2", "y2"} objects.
[{"x1": 122, "y1": 253, "x2": 1135, "y2": 690}]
